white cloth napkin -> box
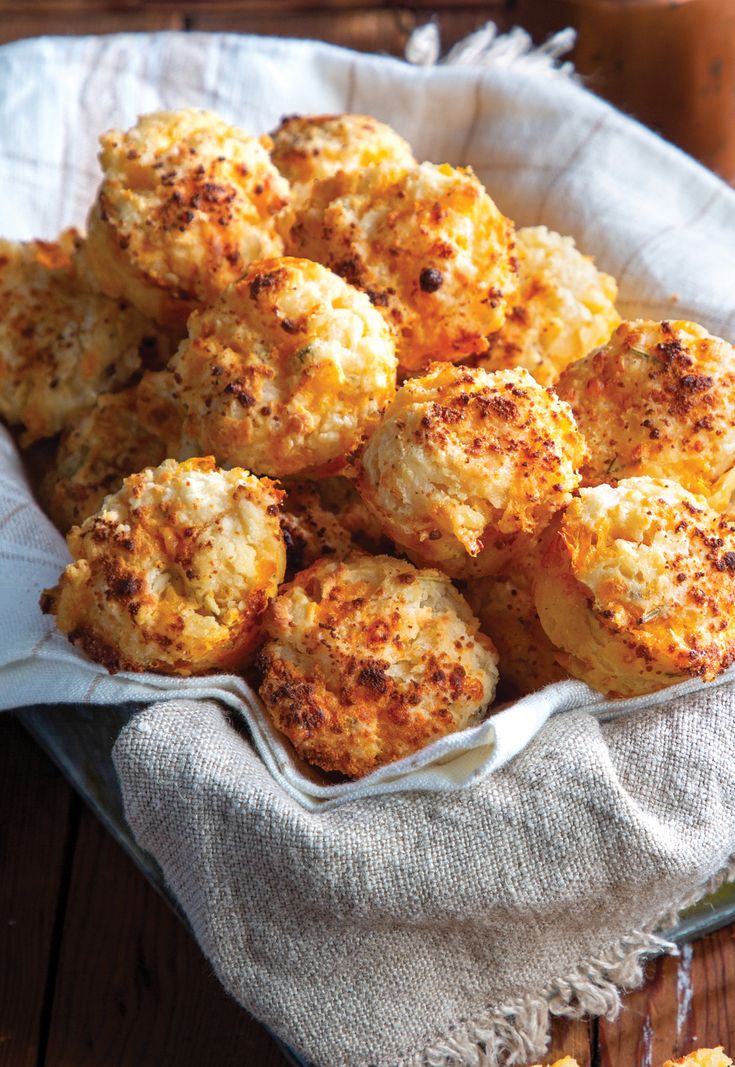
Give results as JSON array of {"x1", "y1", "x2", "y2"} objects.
[{"x1": 2, "y1": 31, "x2": 735, "y2": 810}]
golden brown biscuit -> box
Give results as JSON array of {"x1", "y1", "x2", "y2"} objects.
[
  {"x1": 270, "y1": 113, "x2": 416, "y2": 201},
  {"x1": 258, "y1": 555, "x2": 498, "y2": 778},
  {"x1": 529, "y1": 1059, "x2": 580, "y2": 1067},
  {"x1": 285, "y1": 162, "x2": 517, "y2": 373},
  {"x1": 280, "y1": 483, "x2": 357, "y2": 580},
  {"x1": 313, "y1": 475, "x2": 393, "y2": 553},
  {"x1": 41, "y1": 457, "x2": 285, "y2": 675},
  {"x1": 534, "y1": 477, "x2": 735, "y2": 696},
  {"x1": 471, "y1": 225, "x2": 619, "y2": 386},
  {"x1": 662, "y1": 1051, "x2": 732, "y2": 1067},
  {"x1": 171, "y1": 257, "x2": 397, "y2": 477},
  {"x1": 133, "y1": 368, "x2": 186, "y2": 453},
  {"x1": 357, "y1": 363, "x2": 587, "y2": 577},
  {"x1": 466, "y1": 571, "x2": 567, "y2": 697},
  {"x1": 85, "y1": 109, "x2": 290, "y2": 330},
  {"x1": 556, "y1": 320, "x2": 735, "y2": 503},
  {"x1": 0, "y1": 230, "x2": 166, "y2": 445},
  {"x1": 40, "y1": 384, "x2": 171, "y2": 533}
]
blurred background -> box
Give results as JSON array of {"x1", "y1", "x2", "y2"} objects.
[{"x1": 0, "y1": 0, "x2": 733, "y2": 179}]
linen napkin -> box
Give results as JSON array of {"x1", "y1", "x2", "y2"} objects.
[{"x1": 1, "y1": 29, "x2": 735, "y2": 1066}]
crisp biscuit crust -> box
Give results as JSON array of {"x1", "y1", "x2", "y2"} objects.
[
  {"x1": 662, "y1": 1050, "x2": 732, "y2": 1067},
  {"x1": 471, "y1": 225, "x2": 619, "y2": 386},
  {"x1": 556, "y1": 320, "x2": 735, "y2": 503},
  {"x1": 466, "y1": 570, "x2": 567, "y2": 697},
  {"x1": 280, "y1": 483, "x2": 357, "y2": 580},
  {"x1": 171, "y1": 257, "x2": 397, "y2": 477},
  {"x1": 357, "y1": 363, "x2": 587, "y2": 577},
  {"x1": 534, "y1": 477, "x2": 735, "y2": 696},
  {"x1": 133, "y1": 368, "x2": 186, "y2": 454},
  {"x1": 85, "y1": 109, "x2": 290, "y2": 329},
  {"x1": 529, "y1": 1059, "x2": 581, "y2": 1067},
  {"x1": 0, "y1": 230, "x2": 166, "y2": 445},
  {"x1": 41, "y1": 457, "x2": 285, "y2": 675},
  {"x1": 40, "y1": 384, "x2": 172, "y2": 533},
  {"x1": 311, "y1": 475, "x2": 392, "y2": 553},
  {"x1": 258, "y1": 555, "x2": 498, "y2": 778},
  {"x1": 269, "y1": 113, "x2": 415, "y2": 200},
  {"x1": 286, "y1": 161, "x2": 517, "y2": 373}
]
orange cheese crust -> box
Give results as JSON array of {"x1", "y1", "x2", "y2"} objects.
[
  {"x1": 270, "y1": 113, "x2": 416, "y2": 200},
  {"x1": 85, "y1": 109, "x2": 290, "y2": 330},
  {"x1": 286, "y1": 161, "x2": 517, "y2": 373},
  {"x1": 258, "y1": 555, "x2": 498, "y2": 778},
  {"x1": 358, "y1": 363, "x2": 587, "y2": 577},
  {"x1": 280, "y1": 482, "x2": 357, "y2": 580},
  {"x1": 171, "y1": 257, "x2": 397, "y2": 478},
  {"x1": 466, "y1": 571, "x2": 567, "y2": 697},
  {"x1": 534, "y1": 477, "x2": 735, "y2": 696},
  {"x1": 661, "y1": 1050, "x2": 732, "y2": 1067},
  {"x1": 556, "y1": 319, "x2": 735, "y2": 504},
  {"x1": 40, "y1": 383, "x2": 174, "y2": 533},
  {"x1": 470, "y1": 225, "x2": 619, "y2": 386},
  {"x1": 0, "y1": 229, "x2": 167, "y2": 445},
  {"x1": 41, "y1": 457, "x2": 285, "y2": 675}
]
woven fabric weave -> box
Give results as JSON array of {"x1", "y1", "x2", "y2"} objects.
[{"x1": 113, "y1": 692, "x2": 735, "y2": 1066}]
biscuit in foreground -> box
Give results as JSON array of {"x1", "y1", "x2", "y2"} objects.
[
  {"x1": 534, "y1": 477, "x2": 735, "y2": 696},
  {"x1": 85, "y1": 109, "x2": 290, "y2": 330},
  {"x1": 471, "y1": 225, "x2": 619, "y2": 386},
  {"x1": 41, "y1": 457, "x2": 285, "y2": 675},
  {"x1": 257, "y1": 555, "x2": 498, "y2": 778},
  {"x1": 286, "y1": 161, "x2": 516, "y2": 373},
  {"x1": 556, "y1": 320, "x2": 735, "y2": 504},
  {"x1": 171, "y1": 257, "x2": 397, "y2": 477},
  {"x1": 358, "y1": 364, "x2": 587, "y2": 577},
  {"x1": 0, "y1": 230, "x2": 166, "y2": 445}
]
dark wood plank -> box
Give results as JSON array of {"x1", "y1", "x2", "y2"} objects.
[
  {"x1": 43, "y1": 799, "x2": 289, "y2": 1067},
  {"x1": 0, "y1": 11, "x2": 184, "y2": 43},
  {"x1": 187, "y1": 6, "x2": 497, "y2": 55},
  {"x1": 0, "y1": 718, "x2": 74, "y2": 1067},
  {"x1": 544, "y1": 1017, "x2": 593, "y2": 1066},
  {"x1": 598, "y1": 931, "x2": 735, "y2": 1066},
  {"x1": 0, "y1": 3, "x2": 507, "y2": 54},
  {"x1": 0, "y1": 0, "x2": 508, "y2": 12}
]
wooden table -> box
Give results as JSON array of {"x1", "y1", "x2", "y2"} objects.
[
  {"x1": 0, "y1": 0, "x2": 511, "y2": 57},
  {"x1": 3, "y1": 713, "x2": 735, "y2": 1067},
  {"x1": 2, "y1": 5, "x2": 735, "y2": 1066}
]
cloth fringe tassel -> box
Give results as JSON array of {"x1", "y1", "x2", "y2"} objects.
[
  {"x1": 401, "y1": 858, "x2": 735, "y2": 1067},
  {"x1": 404, "y1": 21, "x2": 577, "y2": 78}
]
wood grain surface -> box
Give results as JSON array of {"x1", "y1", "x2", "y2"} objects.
[
  {"x1": 0, "y1": 0, "x2": 511, "y2": 54},
  {"x1": 0, "y1": 716, "x2": 289, "y2": 1067},
  {"x1": 0, "y1": 6, "x2": 498, "y2": 78},
  {"x1": 0, "y1": 720, "x2": 73, "y2": 1067},
  {"x1": 2, "y1": 714, "x2": 735, "y2": 1067}
]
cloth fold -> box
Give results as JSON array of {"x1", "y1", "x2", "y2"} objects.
[{"x1": 2, "y1": 29, "x2": 735, "y2": 1067}]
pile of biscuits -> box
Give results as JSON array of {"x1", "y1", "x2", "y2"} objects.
[{"x1": 4, "y1": 107, "x2": 735, "y2": 779}]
